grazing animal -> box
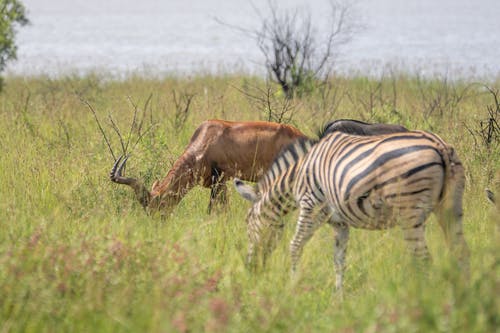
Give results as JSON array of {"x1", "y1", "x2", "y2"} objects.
[
  {"x1": 110, "y1": 119, "x2": 307, "y2": 215},
  {"x1": 321, "y1": 119, "x2": 408, "y2": 137},
  {"x1": 234, "y1": 130, "x2": 470, "y2": 292}
]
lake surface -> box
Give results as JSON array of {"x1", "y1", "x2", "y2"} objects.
[{"x1": 6, "y1": 0, "x2": 500, "y2": 79}]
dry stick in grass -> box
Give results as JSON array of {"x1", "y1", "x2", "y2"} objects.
[
  {"x1": 108, "y1": 114, "x2": 127, "y2": 157},
  {"x1": 136, "y1": 93, "x2": 153, "y2": 137},
  {"x1": 464, "y1": 84, "x2": 500, "y2": 150},
  {"x1": 126, "y1": 93, "x2": 158, "y2": 153},
  {"x1": 108, "y1": 96, "x2": 160, "y2": 160},
  {"x1": 172, "y1": 89, "x2": 195, "y2": 129},
  {"x1": 231, "y1": 83, "x2": 297, "y2": 123},
  {"x1": 131, "y1": 123, "x2": 158, "y2": 153},
  {"x1": 85, "y1": 94, "x2": 164, "y2": 178},
  {"x1": 125, "y1": 96, "x2": 140, "y2": 154},
  {"x1": 83, "y1": 98, "x2": 116, "y2": 161},
  {"x1": 113, "y1": 95, "x2": 157, "y2": 157}
]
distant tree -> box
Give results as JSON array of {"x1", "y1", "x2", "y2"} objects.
[
  {"x1": 0, "y1": 0, "x2": 28, "y2": 90},
  {"x1": 218, "y1": 0, "x2": 358, "y2": 99}
]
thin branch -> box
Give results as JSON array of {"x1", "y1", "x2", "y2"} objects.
[
  {"x1": 131, "y1": 123, "x2": 159, "y2": 152},
  {"x1": 125, "y1": 96, "x2": 139, "y2": 153},
  {"x1": 108, "y1": 114, "x2": 126, "y2": 155},
  {"x1": 82, "y1": 98, "x2": 116, "y2": 160},
  {"x1": 136, "y1": 92, "x2": 153, "y2": 136}
]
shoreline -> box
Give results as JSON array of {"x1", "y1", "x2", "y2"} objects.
[{"x1": 5, "y1": 63, "x2": 500, "y2": 83}]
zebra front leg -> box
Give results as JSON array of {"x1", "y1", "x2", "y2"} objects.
[
  {"x1": 289, "y1": 203, "x2": 320, "y2": 278},
  {"x1": 246, "y1": 242, "x2": 257, "y2": 272},
  {"x1": 262, "y1": 224, "x2": 285, "y2": 267},
  {"x1": 333, "y1": 225, "x2": 349, "y2": 293}
]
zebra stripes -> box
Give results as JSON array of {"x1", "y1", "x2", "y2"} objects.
[
  {"x1": 234, "y1": 138, "x2": 317, "y2": 265},
  {"x1": 234, "y1": 130, "x2": 470, "y2": 291}
]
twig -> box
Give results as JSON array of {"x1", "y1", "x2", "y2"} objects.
[
  {"x1": 136, "y1": 93, "x2": 153, "y2": 136},
  {"x1": 131, "y1": 123, "x2": 159, "y2": 152},
  {"x1": 108, "y1": 114, "x2": 126, "y2": 155},
  {"x1": 82, "y1": 98, "x2": 116, "y2": 160},
  {"x1": 125, "y1": 96, "x2": 140, "y2": 153}
]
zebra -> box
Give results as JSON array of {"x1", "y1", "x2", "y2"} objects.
[{"x1": 234, "y1": 130, "x2": 470, "y2": 292}]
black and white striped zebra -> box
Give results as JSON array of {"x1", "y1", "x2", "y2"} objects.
[{"x1": 234, "y1": 130, "x2": 470, "y2": 291}]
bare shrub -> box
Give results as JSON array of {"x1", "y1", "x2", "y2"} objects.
[
  {"x1": 84, "y1": 95, "x2": 158, "y2": 161},
  {"x1": 308, "y1": 79, "x2": 347, "y2": 125},
  {"x1": 465, "y1": 85, "x2": 500, "y2": 186},
  {"x1": 236, "y1": 81, "x2": 297, "y2": 123},
  {"x1": 345, "y1": 72, "x2": 407, "y2": 125},
  {"x1": 466, "y1": 86, "x2": 500, "y2": 151},
  {"x1": 218, "y1": 0, "x2": 358, "y2": 99},
  {"x1": 415, "y1": 74, "x2": 473, "y2": 119},
  {"x1": 171, "y1": 89, "x2": 195, "y2": 131}
]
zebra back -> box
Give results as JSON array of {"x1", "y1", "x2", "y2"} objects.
[{"x1": 295, "y1": 130, "x2": 461, "y2": 229}]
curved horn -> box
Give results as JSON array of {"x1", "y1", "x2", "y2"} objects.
[
  {"x1": 110, "y1": 155, "x2": 152, "y2": 208},
  {"x1": 110, "y1": 155, "x2": 131, "y2": 184}
]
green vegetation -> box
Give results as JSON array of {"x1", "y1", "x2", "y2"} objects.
[
  {"x1": 0, "y1": 0, "x2": 28, "y2": 90},
  {"x1": 0, "y1": 73, "x2": 499, "y2": 332}
]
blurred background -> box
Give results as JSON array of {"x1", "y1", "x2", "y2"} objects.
[{"x1": 6, "y1": 0, "x2": 500, "y2": 79}]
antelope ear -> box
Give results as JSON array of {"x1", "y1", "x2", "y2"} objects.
[{"x1": 234, "y1": 178, "x2": 258, "y2": 202}]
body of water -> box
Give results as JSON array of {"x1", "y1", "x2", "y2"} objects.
[{"x1": 5, "y1": 0, "x2": 500, "y2": 78}]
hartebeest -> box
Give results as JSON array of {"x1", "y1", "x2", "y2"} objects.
[
  {"x1": 110, "y1": 119, "x2": 307, "y2": 215},
  {"x1": 110, "y1": 118, "x2": 410, "y2": 216}
]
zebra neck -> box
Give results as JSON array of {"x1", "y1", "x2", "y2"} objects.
[
  {"x1": 256, "y1": 137, "x2": 316, "y2": 213},
  {"x1": 258, "y1": 170, "x2": 297, "y2": 220}
]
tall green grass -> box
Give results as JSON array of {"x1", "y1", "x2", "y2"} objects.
[{"x1": 0, "y1": 73, "x2": 498, "y2": 332}]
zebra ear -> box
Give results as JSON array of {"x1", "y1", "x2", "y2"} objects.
[{"x1": 234, "y1": 178, "x2": 258, "y2": 202}]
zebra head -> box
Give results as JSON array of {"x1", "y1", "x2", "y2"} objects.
[
  {"x1": 234, "y1": 178, "x2": 264, "y2": 235},
  {"x1": 234, "y1": 178, "x2": 259, "y2": 202}
]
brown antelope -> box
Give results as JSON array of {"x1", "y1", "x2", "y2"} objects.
[{"x1": 110, "y1": 119, "x2": 307, "y2": 215}]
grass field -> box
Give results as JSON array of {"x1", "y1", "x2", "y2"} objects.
[{"x1": 0, "y1": 73, "x2": 499, "y2": 332}]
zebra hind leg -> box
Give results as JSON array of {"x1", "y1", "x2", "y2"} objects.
[
  {"x1": 436, "y1": 164, "x2": 470, "y2": 280},
  {"x1": 401, "y1": 211, "x2": 433, "y2": 271},
  {"x1": 333, "y1": 224, "x2": 349, "y2": 294}
]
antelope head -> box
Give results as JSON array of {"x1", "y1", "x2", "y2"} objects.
[{"x1": 110, "y1": 155, "x2": 152, "y2": 208}]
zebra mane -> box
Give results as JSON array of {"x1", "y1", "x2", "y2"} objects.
[
  {"x1": 318, "y1": 119, "x2": 370, "y2": 138},
  {"x1": 318, "y1": 119, "x2": 409, "y2": 139},
  {"x1": 258, "y1": 137, "x2": 317, "y2": 190}
]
